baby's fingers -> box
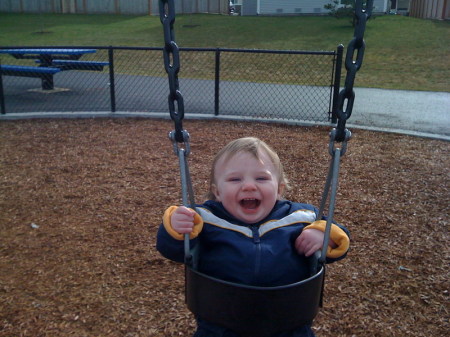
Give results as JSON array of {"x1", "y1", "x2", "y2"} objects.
[
  {"x1": 172, "y1": 218, "x2": 194, "y2": 233},
  {"x1": 174, "y1": 224, "x2": 194, "y2": 234},
  {"x1": 295, "y1": 233, "x2": 320, "y2": 257},
  {"x1": 294, "y1": 235, "x2": 306, "y2": 254},
  {"x1": 171, "y1": 207, "x2": 195, "y2": 233},
  {"x1": 303, "y1": 242, "x2": 321, "y2": 257},
  {"x1": 176, "y1": 206, "x2": 196, "y2": 217}
]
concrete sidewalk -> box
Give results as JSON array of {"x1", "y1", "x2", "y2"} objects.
[{"x1": 349, "y1": 88, "x2": 450, "y2": 140}]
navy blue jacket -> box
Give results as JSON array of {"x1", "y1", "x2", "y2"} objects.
[{"x1": 157, "y1": 200, "x2": 349, "y2": 287}]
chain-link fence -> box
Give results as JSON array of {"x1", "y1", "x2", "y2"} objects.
[{"x1": 0, "y1": 46, "x2": 342, "y2": 123}]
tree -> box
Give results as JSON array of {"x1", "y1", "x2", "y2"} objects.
[{"x1": 324, "y1": 0, "x2": 372, "y2": 27}]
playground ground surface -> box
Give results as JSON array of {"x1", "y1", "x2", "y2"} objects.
[{"x1": 0, "y1": 118, "x2": 448, "y2": 336}]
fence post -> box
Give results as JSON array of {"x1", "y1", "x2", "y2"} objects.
[
  {"x1": 108, "y1": 46, "x2": 116, "y2": 113},
  {"x1": 0, "y1": 61, "x2": 5, "y2": 114},
  {"x1": 331, "y1": 44, "x2": 344, "y2": 123},
  {"x1": 214, "y1": 48, "x2": 220, "y2": 116}
]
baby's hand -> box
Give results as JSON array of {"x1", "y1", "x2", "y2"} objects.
[
  {"x1": 171, "y1": 206, "x2": 196, "y2": 234},
  {"x1": 295, "y1": 229, "x2": 337, "y2": 257}
]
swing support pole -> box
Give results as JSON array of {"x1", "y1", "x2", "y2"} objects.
[
  {"x1": 169, "y1": 130, "x2": 196, "y2": 266},
  {"x1": 317, "y1": 129, "x2": 351, "y2": 263}
]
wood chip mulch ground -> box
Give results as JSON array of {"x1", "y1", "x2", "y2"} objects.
[{"x1": 0, "y1": 118, "x2": 448, "y2": 337}]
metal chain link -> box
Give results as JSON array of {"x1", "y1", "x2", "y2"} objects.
[
  {"x1": 335, "y1": 0, "x2": 373, "y2": 142},
  {"x1": 159, "y1": 0, "x2": 185, "y2": 143}
]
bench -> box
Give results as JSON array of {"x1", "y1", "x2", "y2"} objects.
[
  {"x1": 1, "y1": 65, "x2": 61, "y2": 90},
  {"x1": 1, "y1": 65, "x2": 61, "y2": 77},
  {"x1": 36, "y1": 60, "x2": 109, "y2": 71}
]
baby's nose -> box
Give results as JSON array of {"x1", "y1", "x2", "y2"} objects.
[{"x1": 242, "y1": 180, "x2": 257, "y2": 190}]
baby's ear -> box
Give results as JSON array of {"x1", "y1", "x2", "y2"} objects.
[
  {"x1": 277, "y1": 183, "x2": 286, "y2": 199},
  {"x1": 211, "y1": 184, "x2": 221, "y2": 201}
]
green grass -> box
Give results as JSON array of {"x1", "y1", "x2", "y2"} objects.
[{"x1": 0, "y1": 13, "x2": 449, "y2": 91}]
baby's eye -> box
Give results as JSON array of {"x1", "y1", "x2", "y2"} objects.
[
  {"x1": 256, "y1": 176, "x2": 270, "y2": 181},
  {"x1": 227, "y1": 177, "x2": 241, "y2": 182}
]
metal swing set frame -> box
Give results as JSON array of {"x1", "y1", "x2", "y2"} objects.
[{"x1": 158, "y1": 1, "x2": 373, "y2": 336}]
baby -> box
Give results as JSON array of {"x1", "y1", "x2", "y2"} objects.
[{"x1": 157, "y1": 137, "x2": 350, "y2": 337}]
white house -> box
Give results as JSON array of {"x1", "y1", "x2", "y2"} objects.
[{"x1": 233, "y1": 0, "x2": 399, "y2": 16}]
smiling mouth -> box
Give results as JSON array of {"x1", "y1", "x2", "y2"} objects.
[{"x1": 240, "y1": 198, "x2": 261, "y2": 209}]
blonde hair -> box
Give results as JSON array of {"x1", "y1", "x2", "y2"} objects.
[{"x1": 207, "y1": 137, "x2": 290, "y2": 200}]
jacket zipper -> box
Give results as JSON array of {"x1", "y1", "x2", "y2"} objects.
[{"x1": 251, "y1": 226, "x2": 261, "y2": 280}]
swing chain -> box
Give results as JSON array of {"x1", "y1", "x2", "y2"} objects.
[
  {"x1": 159, "y1": 0, "x2": 185, "y2": 143},
  {"x1": 335, "y1": 0, "x2": 373, "y2": 142},
  {"x1": 159, "y1": 1, "x2": 196, "y2": 265}
]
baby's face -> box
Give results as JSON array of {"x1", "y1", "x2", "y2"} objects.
[{"x1": 211, "y1": 150, "x2": 281, "y2": 224}]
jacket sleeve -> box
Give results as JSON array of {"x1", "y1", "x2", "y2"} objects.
[
  {"x1": 309, "y1": 207, "x2": 351, "y2": 263},
  {"x1": 304, "y1": 220, "x2": 350, "y2": 261},
  {"x1": 156, "y1": 222, "x2": 201, "y2": 263},
  {"x1": 162, "y1": 206, "x2": 204, "y2": 240},
  {"x1": 156, "y1": 206, "x2": 202, "y2": 263}
]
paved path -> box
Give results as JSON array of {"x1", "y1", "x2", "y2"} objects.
[{"x1": 349, "y1": 88, "x2": 450, "y2": 140}]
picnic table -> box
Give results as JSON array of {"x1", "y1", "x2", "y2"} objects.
[{"x1": 0, "y1": 48, "x2": 109, "y2": 90}]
